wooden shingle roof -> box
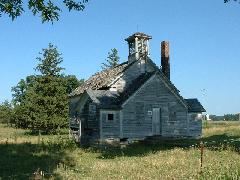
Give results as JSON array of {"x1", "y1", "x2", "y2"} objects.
[
  {"x1": 69, "y1": 62, "x2": 133, "y2": 97},
  {"x1": 86, "y1": 72, "x2": 155, "y2": 109},
  {"x1": 70, "y1": 57, "x2": 199, "y2": 111}
]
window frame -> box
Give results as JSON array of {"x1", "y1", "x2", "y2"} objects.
[
  {"x1": 107, "y1": 113, "x2": 114, "y2": 121},
  {"x1": 100, "y1": 110, "x2": 119, "y2": 123}
]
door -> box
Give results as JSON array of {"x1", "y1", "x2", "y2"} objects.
[{"x1": 152, "y1": 108, "x2": 161, "y2": 135}]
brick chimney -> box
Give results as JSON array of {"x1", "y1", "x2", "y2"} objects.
[{"x1": 161, "y1": 41, "x2": 170, "y2": 80}]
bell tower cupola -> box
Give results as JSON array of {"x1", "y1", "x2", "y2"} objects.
[{"x1": 125, "y1": 32, "x2": 152, "y2": 63}]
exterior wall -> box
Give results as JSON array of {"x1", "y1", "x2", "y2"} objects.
[
  {"x1": 69, "y1": 94, "x2": 100, "y2": 142},
  {"x1": 111, "y1": 61, "x2": 155, "y2": 92},
  {"x1": 121, "y1": 74, "x2": 189, "y2": 139},
  {"x1": 188, "y1": 113, "x2": 202, "y2": 137},
  {"x1": 100, "y1": 110, "x2": 120, "y2": 139},
  {"x1": 69, "y1": 96, "x2": 81, "y2": 117},
  {"x1": 80, "y1": 99, "x2": 100, "y2": 141},
  {"x1": 69, "y1": 59, "x2": 203, "y2": 142}
]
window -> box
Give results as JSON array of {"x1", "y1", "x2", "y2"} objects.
[
  {"x1": 107, "y1": 113, "x2": 114, "y2": 121},
  {"x1": 169, "y1": 111, "x2": 176, "y2": 122}
]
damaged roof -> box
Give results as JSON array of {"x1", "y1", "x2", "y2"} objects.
[
  {"x1": 86, "y1": 72, "x2": 155, "y2": 109},
  {"x1": 69, "y1": 61, "x2": 133, "y2": 97},
  {"x1": 69, "y1": 57, "x2": 188, "y2": 109},
  {"x1": 184, "y1": 98, "x2": 206, "y2": 112}
]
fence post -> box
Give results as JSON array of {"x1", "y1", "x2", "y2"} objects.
[{"x1": 200, "y1": 141, "x2": 204, "y2": 172}]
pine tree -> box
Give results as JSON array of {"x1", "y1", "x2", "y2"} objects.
[
  {"x1": 14, "y1": 44, "x2": 67, "y2": 132},
  {"x1": 13, "y1": 43, "x2": 83, "y2": 132},
  {"x1": 25, "y1": 75, "x2": 69, "y2": 132},
  {"x1": 101, "y1": 48, "x2": 120, "y2": 70},
  {"x1": 30, "y1": 43, "x2": 68, "y2": 132}
]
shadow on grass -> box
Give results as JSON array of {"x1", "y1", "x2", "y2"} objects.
[
  {"x1": 0, "y1": 142, "x2": 76, "y2": 179},
  {"x1": 85, "y1": 134, "x2": 240, "y2": 160},
  {"x1": 201, "y1": 134, "x2": 240, "y2": 152},
  {"x1": 23, "y1": 128, "x2": 69, "y2": 136}
]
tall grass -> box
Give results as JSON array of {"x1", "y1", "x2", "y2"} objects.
[{"x1": 0, "y1": 121, "x2": 240, "y2": 179}]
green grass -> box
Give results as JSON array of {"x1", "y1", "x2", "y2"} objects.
[{"x1": 0, "y1": 121, "x2": 240, "y2": 179}]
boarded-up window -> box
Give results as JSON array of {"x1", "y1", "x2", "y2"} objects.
[
  {"x1": 88, "y1": 103, "x2": 96, "y2": 122},
  {"x1": 135, "y1": 102, "x2": 145, "y2": 121},
  {"x1": 169, "y1": 111, "x2": 176, "y2": 122},
  {"x1": 89, "y1": 103, "x2": 96, "y2": 113}
]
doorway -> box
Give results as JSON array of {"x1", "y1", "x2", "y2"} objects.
[{"x1": 152, "y1": 108, "x2": 161, "y2": 135}]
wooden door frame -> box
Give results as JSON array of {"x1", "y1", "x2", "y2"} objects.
[{"x1": 152, "y1": 107, "x2": 161, "y2": 135}]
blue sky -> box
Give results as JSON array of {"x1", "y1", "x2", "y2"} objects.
[{"x1": 0, "y1": 0, "x2": 239, "y2": 115}]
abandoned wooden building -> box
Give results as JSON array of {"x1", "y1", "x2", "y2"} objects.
[{"x1": 69, "y1": 32, "x2": 205, "y2": 143}]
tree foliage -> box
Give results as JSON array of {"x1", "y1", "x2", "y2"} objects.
[
  {"x1": 11, "y1": 75, "x2": 35, "y2": 105},
  {"x1": 209, "y1": 114, "x2": 239, "y2": 121},
  {"x1": 35, "y1": 44, "x2": 64, "y2": 76},
  {"x1": 224, "y1": 0, "x2": 239, "y2": 3},
  {"x1": 12, "y1": 74, "x2": 82, "y2": 106},
  {"x1": 13, "y1": 43, "x2": 83, "y2": 132},
  {"x1": 0, "y1": 100, "x2": 13, "y2": 124},
  {"x1": 101, "y1": 48, "x2": 120, "y2": 70},
  {"x1": 223, "y1": 114, "x2": 239, "y2": 121},
  {"x1": 63, "y1": 75, "x2": 84, "y2": 94},
  {"x1": 0, "y1": 0, "x2": 89, "y2": 23}
]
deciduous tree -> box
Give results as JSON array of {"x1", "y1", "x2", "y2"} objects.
[
  {"x1": 0, "y1": 100, "x2": 13, "y2": 125},
  {"x1": 0, "y1": 0, "x2": 89, "y2": 23},
  {"x1": 63, "y1": 75, "x2": 84, "y2": 94},
  {"x1": 224, "y1": 0, "x2": 240, "y2": 3},
  {"x1": 12, "y1": 75, "x2": 36, "y2": 105}
]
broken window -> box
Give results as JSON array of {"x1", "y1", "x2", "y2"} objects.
[{"x1": 107, "y1": 113, "x2": 114, "y2": 121}]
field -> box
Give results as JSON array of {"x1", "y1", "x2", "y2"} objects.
[{"x1": 0, "y1": 121, "x2": 240, "y2": 179}]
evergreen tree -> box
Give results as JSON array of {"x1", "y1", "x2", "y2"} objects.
[
  {"x1": 101, "y1": 48, "x2": 120, "y2": 70},
  {"x1": 13, "y1": 43, "x2": 76, "y2": 132},
  {"x1": 30, "y1": 43, "x2": 68, "y2": 132},
  {"x1": 13, "y1": 43, "x2": 83, "y2": 132},
  {"x1": 35, "y1": 44, "x2": 64, "y2": 76},
  {"x1": 24, "y1": 75, "x2": 69, "y2": 132},
  {"x1": 13, "y1": 74, "x2": 82, "y2": 129}
]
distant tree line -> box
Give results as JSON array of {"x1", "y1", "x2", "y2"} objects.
[{"x1": 209, "y1": 114, "x2": 239, "y2": 121}]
